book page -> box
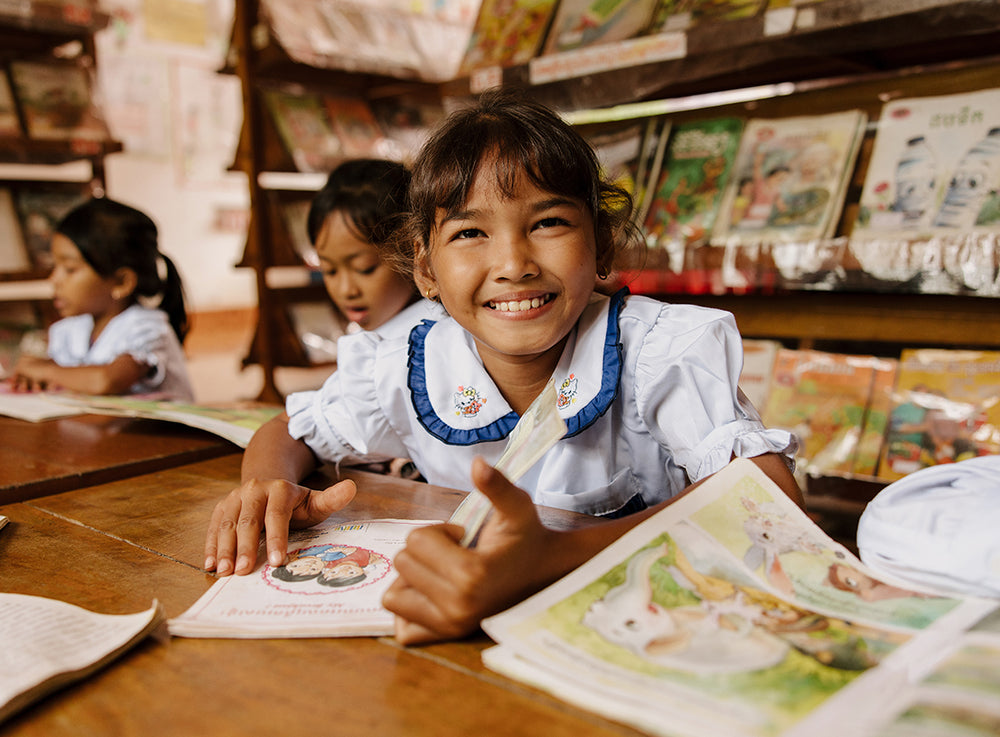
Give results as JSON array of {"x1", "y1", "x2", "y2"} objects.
[
  {"x1": 0, "y1": 390, "x2": 87, "y2": 421},
  {"x1": 481, "y1": 459, "x2": 996, "y2": 737},
  {"x1": 0, "y1": 595, "x2": 163, "y2": 724},
  {"x1": 169, "y1": 518, "x2": 439, "y2": 638}
]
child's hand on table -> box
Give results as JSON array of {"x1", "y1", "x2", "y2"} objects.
[{"x1": 203, "y1": 477, "x2": 358, "y2": 576}]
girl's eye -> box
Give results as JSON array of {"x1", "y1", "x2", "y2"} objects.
[
  {"x1": 452, "y1": 228, "x2": 484, "y2": 240},
  {"x1": 356, "y1": 264, "x2": 378, "y2": 276},
  {"x1": 534, "y1": 216, "x2": 570, "y2": 230}
]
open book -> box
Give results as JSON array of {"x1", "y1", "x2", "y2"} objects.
[
  {"x1": 0, "y1": 391, "x2": 281, "y2": 448},
  {"x1": 481, "y1": 459, "x2": 999, "y2": 737},
  {"x1": 168, "y1": 518, "x2": 437, "y2": 638},
  {"x1": 0, "y1": 595, "x2": 163, "y2": 725}
]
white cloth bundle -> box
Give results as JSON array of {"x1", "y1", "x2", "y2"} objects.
[{"x1": 857, "y1": 455, "x2": 1000, "y2": 598}]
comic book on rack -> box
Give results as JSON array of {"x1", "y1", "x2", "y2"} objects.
[
  {"x1": 542, "y1": 0, "x2": 661, "y2": 55},
  {"x1": 8, "y1": 61, "x2": 110, "y2": 142},
  {"x1": 643, "y1": 117, "x2": 745, "y2": 250},
  {"x1": 852, "y1": 86, "x2": 1000, "y2": 241},
  {"x1": 458, "y1": 0, "x2": 559, "y2": 74},
  {"x1": 878, "y1": 348, "x2": 1000, "y2": 482},
  {"x1": 649, "y1": 0, "x2": 765, "y2": 32},
  {"x1": 481, "y1": 458, "x2": 999, "y2": 737},
  {"x1": 0, "y1": 69, "x2": 21, "y2": 137},
  {"x1": 168, "y1": 518, "x2": 438, "y2": 638},
  {"x1": 710, "y1": 110, "x2": 867, "y2": 246},
  {"x1": 261, "y1": 87, "x2": 342, "y2": 173}
]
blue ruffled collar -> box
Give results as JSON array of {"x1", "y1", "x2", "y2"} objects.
[{"x1": 407, "y1": 288, "x2": 627, "y2": 446}]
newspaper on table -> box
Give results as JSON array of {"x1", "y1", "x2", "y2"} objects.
[
  {"x1": 448, "y1": 380, "x2": 567, "y2": 546},
  {"x1": 481, "y1": 458, "x2": 999, "y2": 737}
]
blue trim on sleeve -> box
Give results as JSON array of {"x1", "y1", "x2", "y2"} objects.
[
  {"x1": 563, "y1": 287, "x2": 626, "y2": 438},
  {"x1": 407, "y1": 319, "x2": 519, "y2": 446}
]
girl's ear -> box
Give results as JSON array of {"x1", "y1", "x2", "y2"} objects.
[
  {"x1": 111, "y1": 267, "x2": 139, "y2": 302},
  {"x1": 412, "y1": 245, "x2": 439, "y2": 301}
]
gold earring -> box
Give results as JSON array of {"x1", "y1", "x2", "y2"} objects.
[{"x1": 597, "y1": 266, "x2": 610, "y2": 280}]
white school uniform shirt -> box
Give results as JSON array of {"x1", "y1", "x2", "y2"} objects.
[
  {"x1": 287, "y1": 290, "x2": 795, "y2": 516},
  {"x1": 47, "y1": 303, "x2": 194, "y2": 401}
]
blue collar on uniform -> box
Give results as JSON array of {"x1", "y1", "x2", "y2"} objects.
[{"x1": 407, "y1": 288, "x2": 627, "y2": 446}]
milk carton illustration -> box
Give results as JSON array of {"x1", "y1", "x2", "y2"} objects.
[
  {"x1": 933, "y1": 126, "x2": 1000, "y2": 229},
  {"x1": 894, "y1": 135, "x2": 937, "y2": 225}
]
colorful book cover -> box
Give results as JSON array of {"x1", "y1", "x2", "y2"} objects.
[
  {"x1": 0, "y1": 69, "x2": 21, "y2": 137},
  {"x1": 542, "y1": 0, "x2": 661, "y2": 55},
  {"x1": 853, "y1": 87, "x2": 1000, "y2": 239},
  {"x1": 0, "y1": 188, "x2": 30, "y2": 274},
  {"x1": 324, "y1": 95, "x2": 390, "y2": 158},
  {"x1": 650, "y1": 0, "x2": 764, "y2": 32},
  {"x1": 739, "y1": 338, "x2": 780, "y2": 412},
  {"x1": 760, "y1": 349, "x2": 879, "y2": 478},
  {"x1": 458, "y1": 0, "x2": 559, "y2": 74},
  {"x1": 710, "y1": 110, "x2": 867, "y2": 245},
  {"x1": 854, "y1": 357, "x2": 897, "y2": 478},
  {"x1": 643, "y1": 117, "x2": 744, "y2": 250},
  {"x1": 879, "y1": 349, "x2": 1000, "y2": 482},
  {"x1": 261, "y1": 88, "x2": 342, "y2": 173},
  {"x1": 8, "y1": 61, "x2": 109, "y2": 142}
]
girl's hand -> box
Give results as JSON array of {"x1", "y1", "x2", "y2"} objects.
[
  {"x1": 203, "y1": 477, "x2": 357, "y2": 576},
  {"x1": 384, "y1": 457, "x2": 567, "y2": 645},
  {"x1": 11, "y1": 356, "x2": 56, "y2": 392}
]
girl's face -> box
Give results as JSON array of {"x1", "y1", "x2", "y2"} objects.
[
  {"x1": 316, "y1": 211, "x2": 414, "y2": 331},
  {"x1": 417, "y1": 167, "x2": 598, "y2": 379},
  {"x1": 48, "y1": 233, "x2": 119, "y2": 319}
]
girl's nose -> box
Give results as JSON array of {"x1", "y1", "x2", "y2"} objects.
[{"x1": 494, "y1": 233, "x2": 539, "y2": 281}]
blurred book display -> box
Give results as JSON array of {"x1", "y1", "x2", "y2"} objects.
[
  {"x1": 542, "y1": 0, "x2": 660, "y2": 54},
  {"x1": 458, "y1": 0, "x2": 559, "y2": 74},
  {"x1": 0, "y1": 69, "x2": 21, "y2": 136},
  {"x1": 8, "y1": 61, "x2": 110, "y2": 142}
]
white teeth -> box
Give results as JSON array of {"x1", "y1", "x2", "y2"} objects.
[{"x1": 491, "y1": 296, "x2": 549, "y2": 312}]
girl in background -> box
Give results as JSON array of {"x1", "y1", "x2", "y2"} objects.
[{"x1": 13, "y1": 197, "x2": 193, "y2": 400}]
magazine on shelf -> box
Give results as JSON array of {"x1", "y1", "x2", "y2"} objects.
[
  {"x1": 0, "y1": 188, "x2": 31, "y2": 274},
  {"x1": 261, "y1": 87, "x2": 342, "y2": 173},
  {"x1": 739, "y1": 338, "x2": 780, "y2": 413},
  {"x1": 0, "y1": 594, "x2": 163, "y2": 725},
  {"x1": 650, "y1": 0, "x2": 765, "y2": 32},
  {"x1": 879, "y1": 348, "x2": 1000, "y2": 482},
  {"x1": 759, "y1": 349, "x2": 892, "y2": 478},
  {"x1": 324, "y1": 95, "x2": 391, "y2": 158},
  {"x1": 168, "y1": 518, "x2": 438, "y2": 638},
  {"x1": 278, "y1": 197, "x2": 319, "y2": 269},
  {"x1": 710, "y1": 110, "x2": 867, "y2": 246},
  {"x1": 542, "y1": 0, "x2": 661, "y2": 55},
  {"x1": 458, "y1": 0, "x2": 559, "y2": 74},
  {"x1": 8, "y1": 60, "x2": 110, "y2": 142},
  {"x1": 481, "y1": 458, "x2": 998, "y2": 737},
  {"x1": 643, "y1": 117, "x2": 745, "y2": 251},
  {"x1": 0, "y1": 69, "x2": 21, "y2": 136},
  {"x1": 853, "y1": 86, "x2": 1000, "y2": 240}
]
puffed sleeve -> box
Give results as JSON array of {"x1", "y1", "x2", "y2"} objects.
[
  {"x1": 286, "y1": 331, "x2": 410, "y2": 466},
  {"x1": 631, "y1": 303, "x2": 795, "y2": 483}
]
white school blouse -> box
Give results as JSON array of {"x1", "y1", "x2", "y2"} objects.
[
  {"x1": 287, "y1": 291, "x2": 795, "y2": 516},
  {"x1": 47, "y1": 303, "x2": 194, "y2": 401}
]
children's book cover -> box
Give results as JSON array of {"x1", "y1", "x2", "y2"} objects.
[
  {"x1": 650, "y1": 0, "x2": 764, "y2": 32},
  {"x1": 0, "y1": 69, "x2": 21, "y2": 137},
  {"x1": 854, "y1": 358, "x2": 897, "y2": 479},
  {"x1": 878, "y1": 349, "x2": 1000, "y2": 482},
  {"x1": 261, "y1": 88, "x2": 342, "y2": 173},
  {"x1": 8, "y1": 61, "x2": 109, "y2": 142},
  {"x1": 759, "y1": 349, "x2": 881, "y2": 478},
  {"x1": 482, "y1": 459, "x2": 989, "y2": 737},
  {"x1": 0, "y1": 188, "x2": 30, "y2": 274},
  {"x1": 542, "y1": 0, "x2": 661, "y2": 55},
  {"x1": 324, "y1": 95, "x2": 391, "y2": 158},
  {"x1": 168, "y1": 518, "x2": 438, "y2": 638},
  {"x1": 458, "y1": 0, "x2": 559, "y2": 74},
  {"x1": 739, "y1": 338, "x2": 780, "y2": 413},
  {"x1": 853, "y1": 87, "x2": 1000, "y2": 239},
  {"x1": 710, "y1": 110, "x2": 867, "y2": 246},
  {"x1": 643, "y1": 117, "x2": 744, "y2": 250}
]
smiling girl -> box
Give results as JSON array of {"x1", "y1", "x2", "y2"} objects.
[{"x1": 204, "y1": 92, "x2": 801, "y2": 619}]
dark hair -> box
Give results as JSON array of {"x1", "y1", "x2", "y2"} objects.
[
  {"x1": 271, "y1": 565, "x2": 321, "y2": 583},
  {"x1": 307, "y1": 158, "x2": 411, "y2": 249},
  {"x1": 56, "y1": 198, "x2": 189, "y2": 343},
  {"x1": 392, "y1": 88, "x2": 641, "y2": 276},
  {"x1": 316, "y1": 569, "x2": 367, "y2": 588}
]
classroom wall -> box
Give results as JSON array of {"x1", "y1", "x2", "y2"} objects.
[{"x1": 95, "y1": 0, "x2": 255, "y2": 312}]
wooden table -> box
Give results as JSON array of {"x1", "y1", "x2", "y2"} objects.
[
  {"x1": 0, "y1": 414, "x2": 239, "y2": 504},
  {"x1": 1, "y1": 454, "x2": 636, "y2": 737}
]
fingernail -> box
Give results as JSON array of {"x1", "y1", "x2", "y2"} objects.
[
  {"x1": 204, "y1": 556, "x2": 215, "y2": 571},
  {"x1": 235, "y1": 555, "x2": 251, "y2": 574},
  {"x1": 217, "y1": 559, "x2": 232, "y2": 576},
  {"x1": 269, "y1": 550, "x2": 285, "y2": 566}
]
